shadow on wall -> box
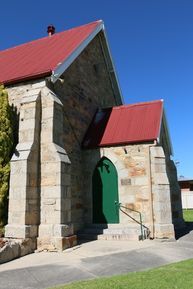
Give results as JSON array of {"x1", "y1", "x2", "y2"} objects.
[{"x1": 166, "y1": 158, "x2": 187, "y2": 239}]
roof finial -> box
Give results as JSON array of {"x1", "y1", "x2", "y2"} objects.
[{"x1": 47, "y1": 25, "x2": 55, "y2": 36}]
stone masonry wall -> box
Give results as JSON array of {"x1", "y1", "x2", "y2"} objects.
[
  {"x1": 150, "y1": 146, "x2": 175, "y2": 238},
  {"x1": 5, "y1": 33, "x2": 121, "y2": 246},
  {"x1": 166, "y1": 158, "x2": 184, "y2": 229},
  {"x1": 37, "y1": 87, "x2": 76, "y2": 251},
  {"x1": 6, "y1": 81, "x2": 78, "y2": 251},
  {"x1": 160, "y1": 120, "x2": 184, "y2": 230},
  {"x1": 5, "y1": 86, "x2": 42, "y2": 243},
  {"x1": 6, "y1": 79, "x2": 46, "y2": 110},
  {"x1": 83, "y1": 144, "x2": 175, "y2": 239},
  {"x1": 51, "y1": 33, "x2": 120, "y2": 231},
  {"x1": 83, "y1": 145, "x2": 153, "y2": 234}
]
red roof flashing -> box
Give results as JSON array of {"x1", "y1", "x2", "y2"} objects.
[
  {"x1": 83, "y1": 100, "x2": 163, "y2": 148},
  {"x1": 0, "y1": 21, "x2": 101, "y2": 85}
]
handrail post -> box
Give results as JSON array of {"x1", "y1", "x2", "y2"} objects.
[
  {"x1": 139, "y1": 212, "x2": 144, "y2": 240},
  {"x1": 118, "y1": 202, "x2": 145, "y2": 241}
]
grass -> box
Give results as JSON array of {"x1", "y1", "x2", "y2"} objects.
[
  {"x1": 49, "y1": 258, "x2": 193, "y2": 289},
  {"x1": 183, "y1": 209, "x2": 193, "y2": 222}
]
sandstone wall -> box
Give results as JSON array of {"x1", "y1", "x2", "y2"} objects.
[
  {"x1": 6, "y1": 79, "x2": 46, "y2": 110},
  {"x1": 5, "y1": 33, "x2": 121, "y2": 243},
  {"x1": 5, "y1": 85, "x2": 42, "y2": 243},
  {"x1": 166, "y1": 158, "x2": 184, "y2": 229},
  {"x1": 51, "y1": 33, "x2": 120, "y2": 230},
  {"x1": 83, "y1": 145, "x2": 152, "y2": 231},
  {"x1": 150, "y1": 146, "x2": 175, "y2": 238},
  {"x1": 159, "y1": 120, "x2": 184, "y2": 230},
  {"x1": 83, "y1": 144, "x2": 175, "y2": 239}
]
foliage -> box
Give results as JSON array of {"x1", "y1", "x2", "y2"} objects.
[
  {"x1": 183, "y1": 209, "x2": 193, "y2": 222},
  {"x1": 0, "y1": 85, "x2": 15, "y2": 227},
  {"x1": 49, "y1": 259, "x2": 193, "y2": 289}
]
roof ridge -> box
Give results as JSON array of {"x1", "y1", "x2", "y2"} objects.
[{"x1": 0, "y1": 20, "x2": 102, "y2": 54}]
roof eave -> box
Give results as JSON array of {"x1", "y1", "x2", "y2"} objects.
[
  {"x1": 160, "y1": 108, "x2": 174, "y2": 156},
  {"x1": 98, "y1": 26, "x2": 123, "y2": 105},
  {"x1": 3, "y1": 71, "x2": 51, "y2": 86},
  {"x1": 83, "y1": 139, "x2": 156, "y2": 149}
]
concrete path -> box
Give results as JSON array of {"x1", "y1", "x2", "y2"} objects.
[{"x1": 1, "y1": 234, "x2": 193, "y2": 289}]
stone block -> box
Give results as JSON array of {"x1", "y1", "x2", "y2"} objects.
[
  {"x1": 154, "y1": 163, "x2": 166, "y2": 173},
  {"x1": 8, "y1": 211, "x2": 26, "y2": 224},
  {"x1": 41, "y1": 210, "x2": 61, "y2": 224},
  {"x1": 38, "y1": 224, "x2": 53, "y2": 237},
  {"x1": 121, "y1": 178, "x2": 131, "y2": 186},
  {"x1": 0, "y1": 241, "x2": 20, "y2": 264},
  {"x1": 61, "y1": 235, "x2": 77, "y2": 250},
  {"x1": 37, "y1": 235, "x2": 77, "y2": 251},
  {"x1": 154, "y1": 223, "x2": 175, "y2": 239},
  {"x1": 43, "y1": 198, "x2": 56, "y2": 205},
  {"x1": 8, "y1": 199, "x2": 26, "y2": 212},
  {"x1": 61, "y1": 174, "x2": 71, "y2": 186},
  {"x1": 53, "y1": 224, "x2": 73, "y2": 237},
  {"x1": 132, "y1": 176, "x2": 148, "y2": 186},
  {"x1": 25, "y1": 211, "x2": 39, "y2": 225},
  {"x1": 41, "y1": 174, "x2": 61, "y2": 186},
  {"x1": 57, "y1": 199, "x2": 71, "y2": 211},
  {"x1": 154, "y1": 209, "x2": 172, "y2": 224},
  {"x1": 152, "y1": 185, "x2": 170, "y2": 202},
  {"x1": 32, "y1": 80, "x2": 46, "y2": 89},
  {"x1": 19, "y1": 129, "x2": 35, "y2": 143},
  {"x1": 150, "y1": 146, "x2": 165, "y2": 158},
  {"x1": 118, "y1": 169, "x2": 129, "y2": 179},
  {"x1": 19, "y1": 238, "x2": 37, "y2": 256},
  {"x1": 5, "y1": 224, "x2": 38, "y2": 238},
  {"x1": 20, "y1": 119, "x2": 36, "y2": 130},
  {"x1": 10, "y1": 171, "x2": 27, "y2": 188},
  {"x1": 152, "y1": 173, "x2": 169, "y2": 185},
  {"x1": 41, "y1": 186, "x2": 61, "y2": 198}
]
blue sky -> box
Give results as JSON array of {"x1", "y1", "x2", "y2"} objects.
[{"x1": 1, "y1": 0, "x2": 193, "y2": 178}]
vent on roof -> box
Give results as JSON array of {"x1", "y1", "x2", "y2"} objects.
[{"x1": 47, "y1": 25, "x2": 55, "y2": 36}]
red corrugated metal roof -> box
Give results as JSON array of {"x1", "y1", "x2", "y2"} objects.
[
  {"x1": 0, "y1": 20, "x2": 101, "y2": 85},
  {"x1": 83, "y1": 100, "x2": 163, "y2": 148}
]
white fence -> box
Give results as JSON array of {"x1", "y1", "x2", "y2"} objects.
[{"x1": 182, "y1": 191, "x2": 193, "y2": 209}]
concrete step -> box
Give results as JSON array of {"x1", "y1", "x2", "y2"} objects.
[{"x1": 77, "y1": 224, "x2": 149, "y2": 241}]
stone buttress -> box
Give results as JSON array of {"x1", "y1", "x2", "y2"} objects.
[
  {"x1": 5, "y1": 86, "x2": 77, "y2": 251},
  {"x1": 37, "y1": 87, "x2": 76, "y2": 250},
  {"x1": 5, "y1": 92, "x2": 41, "y2": 251}
]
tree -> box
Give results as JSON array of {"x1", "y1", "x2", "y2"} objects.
[{"x1": 0, "y1": 85, "x2": 14, "y2": 227}]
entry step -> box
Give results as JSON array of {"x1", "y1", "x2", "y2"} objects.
[{"x1": 77, "y1": 224, "x2": 149, "y2": 241}]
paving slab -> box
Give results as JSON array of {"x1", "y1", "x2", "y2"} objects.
[{"x1": 0, "y1": 237, "x2": 193, "y2": 289}]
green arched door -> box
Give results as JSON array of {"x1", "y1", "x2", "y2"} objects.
[{"x1": 92, "y1": 157, "x2": 119, "y2": 224}]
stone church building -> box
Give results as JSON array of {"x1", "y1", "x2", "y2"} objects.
[{"x1": 0, "y1": 20, "x2": 184, "y2": 252}]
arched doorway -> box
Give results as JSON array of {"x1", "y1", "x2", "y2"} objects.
[{"x1": 92, "y1": 157, "x2": 119, "y2": 224}]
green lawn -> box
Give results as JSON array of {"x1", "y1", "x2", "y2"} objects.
[
  {"x1": 49, "y1": 259, "x2": 193, "y2": 289},
  {"x1": 183, "y1": 209, "x2": 193, "y2": 222}
]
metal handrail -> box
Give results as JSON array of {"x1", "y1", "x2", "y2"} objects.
[{"x1": 116, "y1": 202, "x2": 150, "y2": 240}]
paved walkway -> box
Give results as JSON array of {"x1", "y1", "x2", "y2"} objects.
[{"x1": 1, "y1": 233, "x2": 193, "y2": 289}]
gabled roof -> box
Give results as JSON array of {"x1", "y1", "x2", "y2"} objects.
[
  {"x1": 0, "y1": 20, "x2": 122, "y2": 102},
  {"x1": 0, "y1": 21, "x2": 101, "y2": 85},
  {"x1": 83, "y1": 100, "x2": 170, "y2": 149}
]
